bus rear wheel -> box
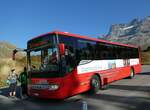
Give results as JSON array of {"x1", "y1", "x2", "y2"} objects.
[
  {"x1": 89, "y1": 75, "x2": 100, "y2": 94},
  {"x1": 129, "y1": 68, "x2": 134, "y2": 79}
]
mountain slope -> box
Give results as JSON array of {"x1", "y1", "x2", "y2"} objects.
[
  {"x1": 0, "y1": 41, "x2": 16, "y2": 58},
  {"x1": 104, "y1": 16, "x2": 150, "y2": 51},
  {"x1": 0, "y1": 41, "x2": 25, "y2": 87}
]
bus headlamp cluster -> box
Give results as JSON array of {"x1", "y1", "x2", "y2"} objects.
[
  {"x1": 48, "y1": 84, "x2": 59, "y2": 90},
  {"x1": 31, "y1": 84, "x2": 59, "y2": 90}
]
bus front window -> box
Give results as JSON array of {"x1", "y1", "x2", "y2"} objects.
[
  {"x1": 29, "y1": 46, "x2": 59, "y2": 72},
  {"x1": 30, "y1": 51, "x2": 41, "y2": 70}
]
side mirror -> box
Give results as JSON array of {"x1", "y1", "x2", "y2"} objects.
[
  {"x1": 58, "y1": 43, "x2": 65, "y2": 55},
  {"x1": 12, "y1": 49, "x2": 18, "y2": 60}
]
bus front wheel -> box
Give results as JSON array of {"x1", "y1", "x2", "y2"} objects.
[{"x1": 89, "y1": 75, "x2": 100, "y2": 94}]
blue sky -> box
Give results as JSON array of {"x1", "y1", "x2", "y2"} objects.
[{"x1": 0, "y1": 0, "x2": 150, "y2": 48}]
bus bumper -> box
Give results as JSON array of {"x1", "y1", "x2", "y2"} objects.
[{"x1": 28, "y1": 88, "x2": 67, "y2": 99}]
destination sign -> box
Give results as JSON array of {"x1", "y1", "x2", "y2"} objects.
[
  {"x1": 28, "y1": 40, "x2": 49, "y2": 49},
  {"x1": 28, "y1": 34, "x2": 54, "y2": 49}
]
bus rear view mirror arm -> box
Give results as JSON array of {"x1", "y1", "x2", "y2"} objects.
[{"x1": 12, "y1": 48, "x2": 27, "y2": 60}]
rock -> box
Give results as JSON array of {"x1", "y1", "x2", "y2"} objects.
[{"x1": 103, "y1": 16, "x2": 150, "y2": 51}]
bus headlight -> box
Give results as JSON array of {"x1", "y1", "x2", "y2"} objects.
[{"x1": 48, "y1": 84, "x2": 59, "y2": 90}]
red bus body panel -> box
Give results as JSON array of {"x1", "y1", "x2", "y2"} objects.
[
  {"x1": 28, "y1": 64, "x2": 141, "y2": 99},
  {"x1": 28, "y1": 69, "x2": 91, "y2": 99}
]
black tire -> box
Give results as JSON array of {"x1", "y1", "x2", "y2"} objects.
[
  {"x1": 89, "y1": 75, "x2": 100, "y2": 94},
  {"x1": 129, "y1": 68, "x2": 134, "y2": 79}
]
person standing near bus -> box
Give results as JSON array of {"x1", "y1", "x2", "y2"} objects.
[
  {"x1": 19, "y1": 67, "x2": 28, "y2": 98},
  {"x1": 7, "y1": 69, "x2": 18, "y2": 97}
]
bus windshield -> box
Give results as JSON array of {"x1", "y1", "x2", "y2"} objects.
[{"x1": 29, "y1": 46, "x2": 59, "y2": 72}]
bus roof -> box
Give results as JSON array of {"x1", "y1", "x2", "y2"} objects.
[{"x1": 28, "y1": 31, "x2": 138, "y2": 48}]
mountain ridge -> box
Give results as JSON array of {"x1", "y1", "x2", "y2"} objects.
[
  {"x1": 103, "y1": 16, "x2": 150, "y2": 51},
  {"x1": 0, "y1": 41, "x2": 16, "y2": 58}
]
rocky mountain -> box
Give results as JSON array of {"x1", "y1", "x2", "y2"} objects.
[{"x1": 103, "y1": 16, "x2": 150, "y2": 51}]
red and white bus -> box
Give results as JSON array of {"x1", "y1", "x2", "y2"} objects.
[{"x1": 13, "y1": 31, "x2": 141, "y2": 99}]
